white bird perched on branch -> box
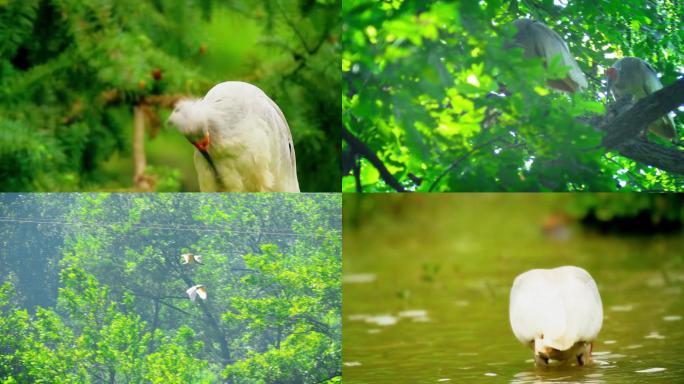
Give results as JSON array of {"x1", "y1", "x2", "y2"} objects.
[
  {"x1": 181, "y1": 253, "x2": 203, "y2": 265},
  {"x1": 606, "y1": 57, "x2": 677, "y2": 139},
  {"x1": 510, "y1": 19, "x2": 588, "y2": 93},
  {"x1": 186, "y1": 285, "x2": 207, "y2": 301},
  {"x1": 509, "y1": 266, "x2": 602, "y2": 367},
  {"x1": 168, "y1": 81, "x2": 300, "y2": 192}
]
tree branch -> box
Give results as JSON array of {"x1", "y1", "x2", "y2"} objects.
[
  {"x1": 342, "y1": 126, "x2": 406, "y2": 192},
  {"x1": 601, "y1": 78, "x2": 684, "y2": 149},
  {"x1": 615, "y1": 138, "x2": 684, "y2": 175},
  {"x1": 428, "y1": 136, "x2": 508, "y2": 192}
]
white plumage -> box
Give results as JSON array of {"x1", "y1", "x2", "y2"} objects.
[
  {"x1": 511, "y1": 19, "x2": 588, "y2": 93},
  {"x1": 509, "y1": 266, "x2": 602, "y2": 366},
  {"x1": 186, "y1": 285, "x2": 207, "y2": 301},
  {"x1": 168, "y1": 81, "x2": 300, "y2": 192},
  {"x1": 606, "y1": 57, "x2": 676, "y2": 139}
]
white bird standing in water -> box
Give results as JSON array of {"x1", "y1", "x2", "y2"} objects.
[
  {"x1": 168, "y1": 81, "x2": 300, "y2": 192},
  {"x1": 186, "y1": 285, "x2": 207, "y2": 301},
  {"x1": 181, "y1": 253, "x2": 203, "y2": 265},
  {"x1": 509, "y1": 266, "x2": 602, "y2": 367},
  {"x1": 510, "y1": 19, "x2": 588, "y2": 93}
]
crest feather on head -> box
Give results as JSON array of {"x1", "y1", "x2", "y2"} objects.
[{"x1": 168, "y1": 98, "x2": 214, "y2": 135}]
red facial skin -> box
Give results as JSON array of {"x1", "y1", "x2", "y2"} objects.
[
  {"x1": 606, "y1": 67, "x2": 618, "y2": 82},
  {"x1": 192, "y1": 133, "x2": 210, "y2": 152}
]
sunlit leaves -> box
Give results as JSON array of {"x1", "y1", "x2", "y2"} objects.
[{"x1": 343, "y1": 0, "x2": 684, "y2": 191}]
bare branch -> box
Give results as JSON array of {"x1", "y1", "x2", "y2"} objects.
[{"x1": 342, "y1": 126, "x2": 406, "y2": 192}]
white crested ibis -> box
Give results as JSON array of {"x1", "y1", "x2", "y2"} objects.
[
  {"x1": 168, "y1": 81, "x2": 300, "y2": 192},
  {"x1": 186, "y1": 285, "x2": 207, "y2": 301},
  {"x1": 509, "y1": 266, "x2": 603, "y2": 367},
  {"x1": 181, "y1": 253, "x2": 203, "y2": 265}
]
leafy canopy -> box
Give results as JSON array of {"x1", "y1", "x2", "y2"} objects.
[{"x1": 342, "y1": 0, "x2": 683, "y2": 191}]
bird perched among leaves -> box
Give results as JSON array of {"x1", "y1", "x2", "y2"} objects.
[
  {"x1": 509, "y1": 266, "x2": 602, "y2": 367},
  {"x1": 186, "y1": 285, "x2": 207, "y2": 301},
  {"x1": 510, "y1": 19, "x2": 588, "y2": 93},
  {"x1": 167, "y1": 81, "x2": 300, "y2": 192},
  {"x1": 606, "y1": 57, "x2": 677, "y2": 140},
  {"x1": 181, "y1": 253, "x2": 203, "y2": 265}
]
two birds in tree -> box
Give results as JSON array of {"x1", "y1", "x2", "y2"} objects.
[
  {"x1": 182, "y1": 253, "x2": 207, "y2": 301},
  {"x1": 511, "y1": 19, "x2": 676, "y2": 139}
]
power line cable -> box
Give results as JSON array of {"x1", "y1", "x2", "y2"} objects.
[{"x1": 0, "y1": 217, "x2": 339, "y2": 238}]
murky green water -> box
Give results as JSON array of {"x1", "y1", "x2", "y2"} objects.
[{"x1": 343, "y1": 194, "x2": 684, "y2": 383}]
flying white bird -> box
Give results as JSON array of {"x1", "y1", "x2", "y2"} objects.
[
  {"x1": 186, "y1": 285, "x2": 207, "y2": 301},
  {"x1": 509, "y1": 266, "x2": 602, "y2": 367},
  {"x1": 606, "y1": 57, "x2": 677, "y2": 139},
  {"x1": 181, "y1": 253, "x2": 203, "y2": 265},
  {"x1": 168, "y1": 81, "x2": 300, "y2": 192},
  {"x1": 510, "y1": 19, "x2": 588, "y2": 93}
]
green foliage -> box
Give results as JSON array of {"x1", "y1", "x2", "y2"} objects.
[
  {"x1": 0, "y1": 193, "x2": 341, "y2": 382},
  {"x1": 566, "y1": 193, "x2": 684, "y2": 223},
  {"x1": 343, "y1": 0, "x2": 684, "y2": 191},
  {"x1": 222, "y1": 244, "x2": 341, "y2": 382},
  {"x1": 0, "y1": 0, "x2": 340, "y2": 191}
]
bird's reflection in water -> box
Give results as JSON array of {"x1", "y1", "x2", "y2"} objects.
[{"x1": 511, "y1": 367, "x2": 605, "y2": 384}]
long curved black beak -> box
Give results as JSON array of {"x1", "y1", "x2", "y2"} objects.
[
  {"x1": 197, "y1": 149, "x2": 224, "y2": 188},
  {"x1": 186, "y1": 132, "x2": 225, "y2": 189}
]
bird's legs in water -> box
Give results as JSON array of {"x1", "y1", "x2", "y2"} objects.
[
  {"x1": 576, "y1": 342, "x2": 593, "y2": 366},
  {"x1": 534, "y1": 342, "x2": 592, "y2": 367}
]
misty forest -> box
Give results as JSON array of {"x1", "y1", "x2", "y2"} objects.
[{"x1": 0, "y1": 194, "x2": 342, "y2": 383}]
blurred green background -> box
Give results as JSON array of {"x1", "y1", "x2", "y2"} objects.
[
  {"x1": 0, "y1": 0, "x2": 340, "y2": 191},
  {"x1": 343, "y1": 193, "x2": 684, "y2": 383}
]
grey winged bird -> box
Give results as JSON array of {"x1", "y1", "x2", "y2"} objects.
[
  {"x1": 606, "y1": 57, "x2": 677, "y2": 139},
  {"x1": 511, "y1": 19, "x2": 588, "y2": 93}
]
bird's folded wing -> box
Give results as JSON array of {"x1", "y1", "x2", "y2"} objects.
[{"x1": 265, "y1": 97, "x2": 299, "y2": 191}]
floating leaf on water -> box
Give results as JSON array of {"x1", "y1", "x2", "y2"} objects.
[
  {"x1": 603, "y1": 340, "x2": 616, "y2": 344},
  {"x1": 396, "y1": 289, "x2": 411, "y2": 300},
  {"x1": 644, "y1": 331, "x2": 665, "y2": 340},
  {"x1": 367, "y1": 329, "x2": 381, "y2": 334},
  {"x1": 412, "y1": 316, "x2": 431, "y2": 322},
  {"x1": 437, "y1": 379, "x2": 451, "y2": 382},
  {"x1": 663, "y1": 315, "x2": 682, "y2": 321},
  {"x1": 636, "y1": 367, "x2": 666, "y2": 373},
  {"x1": 592, "y1": 351, "x2": 610, "y2": 356},
  {"x1": 343, "y1": 273, "x2": 377, "y2": 284},
  {"x1": 625, "y1": 344, "x2": 643, "y2": 349},
  {"x1": 398, "y1": 309, "x2": 427, "y2": 318},
  {"x1": 610, "y1": 304, "x2": 634, "y2": 312},
  {"x1": 585, "y1": 373, "x2": 603, "y2": 378},
  {"x1": 366, "y1": 315, "x2": 398, "y2": 326},
  {"x1": 344, "y1": 361, "x2": 362, "y2": 367},
  {"x1": 484, "y1": 372, "x2": 497, "y2": 376}
]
